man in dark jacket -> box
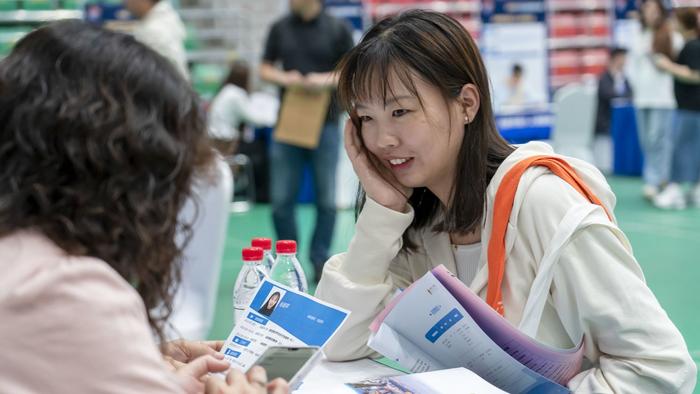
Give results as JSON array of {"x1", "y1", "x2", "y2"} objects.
[
  {"x1": 595, "y1": 47, "x2": 633, "y2": 135},
  {"x1": 260, "y1": 0, "x2": 354, "y2": 282}
]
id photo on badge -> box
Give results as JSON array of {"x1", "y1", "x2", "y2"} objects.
[{"x1": 257, "y1": 287, "x2": 286, "y2": 317}]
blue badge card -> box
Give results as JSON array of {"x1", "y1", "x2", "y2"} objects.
[{"x1": 221, "y1": 279, "x2": 349, "y2": 371}]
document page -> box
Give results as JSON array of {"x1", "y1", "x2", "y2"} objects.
[
  {"x1": 432, "y1": 265, "x2": 584, "y2": 385},
  {"x1": 369, "y1": 272, "x2": 570, "y2": 393},
  {"x1": 221, "y1": 279, "x2": 349, "y2": 371}
]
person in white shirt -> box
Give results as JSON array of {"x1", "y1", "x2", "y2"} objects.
[
  {"x1": 627, "y1": 0, "x2": 684, "y2": 199},
  {"x1": 653, "y1": 8, "x2": 700, "y2": 210},
  {"x1": 208, "y1": 60, "x2": 276, "y2": 156},
  {"x1": 124, "y1": 0, "x2": 188, "y2": 79},
  {"x1": 315, "y1": 10, "x2": 696, "y2": 393}
]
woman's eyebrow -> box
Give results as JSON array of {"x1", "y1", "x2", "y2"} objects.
[{"x1": 355, "y1": 95, "x2": 415, "y2": 110}]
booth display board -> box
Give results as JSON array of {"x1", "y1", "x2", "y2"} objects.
[
  {"x1": 481, "y1": 0, "x2": 548, "y2": 115},
  {"x1": 325, "y1": 0, "x2": 367, "y2": 43}
]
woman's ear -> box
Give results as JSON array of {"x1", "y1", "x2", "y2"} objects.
[{"x1": 458, "y1": 84, "x2": 480, "y2": 124}]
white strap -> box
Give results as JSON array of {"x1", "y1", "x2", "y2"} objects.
[{"x1": 517, "y1": 204, "x2": 597, "y2": 338}]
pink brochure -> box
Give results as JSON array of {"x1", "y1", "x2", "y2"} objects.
[{"x1": 431, "y1": 265, "x2": 584, "y2": 385}]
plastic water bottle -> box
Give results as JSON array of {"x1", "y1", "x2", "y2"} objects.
[
  {"x1": 251, "y1": 237, "x2": 275, "y2": 273},
  {"x1": 269, "y1": 240, "x2": 308, "y2": 293},
  {"x1": 233, "y1": 247, "x2": 268, "y2": 323}
]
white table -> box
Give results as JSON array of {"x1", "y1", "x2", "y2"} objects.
[{"x1": 294, "y1": 358, "x2": 403, "y2": 393}]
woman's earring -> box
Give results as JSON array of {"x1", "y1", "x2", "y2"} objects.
[{"x1": 464, "y1": 114, "x2": 470, "y2": 124}]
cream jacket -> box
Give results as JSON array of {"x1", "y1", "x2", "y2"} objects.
[{"x1": 316, "y1": 142, "x2": 696, "y2": 393}]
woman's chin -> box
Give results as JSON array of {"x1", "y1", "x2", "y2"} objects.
[{"x1": 396, "y1": 177, "x2": 424, "y2": 190}]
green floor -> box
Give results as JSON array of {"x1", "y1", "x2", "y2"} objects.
[{"x1": 208, "y1": 176, "x2": 700, "y2": 388}]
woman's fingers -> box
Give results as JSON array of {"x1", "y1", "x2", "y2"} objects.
[
  {"x1": 204, "y1": 376, "x2": 226, "y2": 393},
  {"x1": 179, "y1": 355, "x2": 230, "y2": 380},
  {"x1": 222, "y1": 367, "x2": 268, "y2": 393},
  {"x1": 246, "y1": 366, "x2": 269, "y2": 393},
  {"x1": 267, "y1": 378, "x2": 290, "y2": 394},
  {"x1": 163, "y1": 340, "x2": 225, "y2": 363},
  {"x1": 164, "y1": 356, "x2": 186, "y2": 371},
  {"x1": 175, "y1": 355, "x2": 228, "y2": 394},
  {"x1": 225, "y1": 368, "x2": 246, "y2": 386},
  {"x1": 203, "y1": 366, "x2": 289, "y2": 394},
  {"x1": 202, "y1": 340, "x2": 226, "y2": 353},
  {"x1": 343, "y1": 118, "x2": 362, "y2": 161}
]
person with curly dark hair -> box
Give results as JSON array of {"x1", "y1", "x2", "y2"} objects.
[{"x1": 0, "y1": 20, "x2": 287, "y2": 394}]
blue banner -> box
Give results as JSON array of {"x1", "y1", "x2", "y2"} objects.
[
  {"x1": 325, "y1": 0, "x2": 365, "y2": 41},
  {"x1": 482, "y1": 0, "x2": 546, "y2": 23},
  {"x1": 615, "y1": 0, "x2": 637, "y2": 20}
]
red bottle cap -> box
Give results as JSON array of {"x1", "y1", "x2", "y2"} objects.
[
  {"x1": 251, "y1": 238, "x2": 272, "y2": 251},
  {"x1": 276, "y1": 240, "x2": 297, "y2": 254},
  {"x1": 242, "y1": 247, "x2": 264, "y2": 261}
]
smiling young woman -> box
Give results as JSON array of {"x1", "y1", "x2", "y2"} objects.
[{"x1": 314, "y1": 10, "x2": 696, "y2": 393}]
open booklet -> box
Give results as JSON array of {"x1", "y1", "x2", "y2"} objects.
[
  {"x1": 220, "y1": 279, "x2": 349, "y2": 388},
  {"x1": 368, "y1": 265, "x2": 584, "y2": 394}
]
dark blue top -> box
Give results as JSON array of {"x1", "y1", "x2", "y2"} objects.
[{"x1": 263, "y1": 11, "x2": 354, "y2": 123}]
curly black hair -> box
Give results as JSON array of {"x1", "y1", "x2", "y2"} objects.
[{"x1": 0, "y1": 20, "x2": 214, "y2": 342}]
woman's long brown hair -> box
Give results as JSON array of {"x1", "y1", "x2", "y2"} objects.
[{"x1": 641, "y1": 0, "x2": 674, "y2": 58}]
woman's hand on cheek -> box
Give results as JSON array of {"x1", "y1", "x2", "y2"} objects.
[{"x1": 343, "y1": 119, "x2": 413, "y2": 212}]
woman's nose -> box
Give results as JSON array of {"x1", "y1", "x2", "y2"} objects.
[{"x1": 376, "y1": 128, "x2": 400, "y2": 149}]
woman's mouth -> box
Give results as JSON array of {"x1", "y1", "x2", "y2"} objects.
[{"x1": 388, "y1": 157, "x2": 414, "y2": 170}]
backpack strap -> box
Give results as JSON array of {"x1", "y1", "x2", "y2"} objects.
[{"x1": 486, "y1": 155, "x2": 612, "y2": 315}]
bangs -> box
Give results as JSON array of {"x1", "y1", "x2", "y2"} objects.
[{"x1": 337, "y1": 41, "x2": 422, "y2": 113}]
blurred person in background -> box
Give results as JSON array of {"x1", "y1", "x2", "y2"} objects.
[
  {"x1": 208, "y1": 60, "x2": 276, "y2": 156},
  {"x1": 124, "y1": 0, "x2": 188, "y2": 79},
  {"x1": 502, "y1": 63, "x2": 528, "y2": 108},
  {"x1": 653, "y1": 8, "x2": 700, "y2": 209},
  {"x1": 593, "y1": 47, "x2": 633, "y2": 173},
  {"x1": 628, "y1": 0, "x2": 683, "y2": 200},
  {"x1": 0, "y1": 21, "x2": 287, "y2": 394},
  {"x1": 595, "y1": 47, "x2": 633, "y2": 136},
  {"x1": 260, "y1": 0, "x2": 354, "y2": 282}
]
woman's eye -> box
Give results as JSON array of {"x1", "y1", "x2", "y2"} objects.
[
  {"x1": 392, "y1": 109, "x2": 409, "y2": 117},
  {"x1": 358, "y1": 115, "x2": 372, "y2": 123}
]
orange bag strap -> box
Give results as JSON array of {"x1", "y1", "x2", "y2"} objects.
[{"x1": 486, "y1": 155, "x2": 612, "y2": 316}]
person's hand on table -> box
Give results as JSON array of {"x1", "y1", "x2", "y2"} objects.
[{"x1": 205, "y1": 366, "x2": 289, "y2": 394}]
